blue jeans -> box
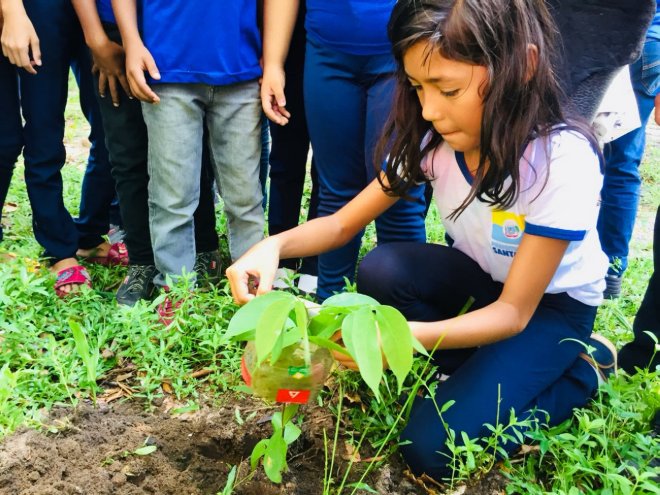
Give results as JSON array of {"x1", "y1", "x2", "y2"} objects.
[
  {"x1": 0, "y1": 57, "x2": 22, "y2": 244},
  {"x1": 357, "y1": 243, "x2": 599, "y2": 479},
  {"x1": 304, "y1": 38, "x2": 426, "y2": 300},
  {"x1": 598, "y1": 40, "x2": 660, "y2": 276},
  {"x1": 141, "y1": 81, "x2": 264, "y2": 287},
  {"x1": 19, "y1": 0, "x2": 115, "y2": 261}
]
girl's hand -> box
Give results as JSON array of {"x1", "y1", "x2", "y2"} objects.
[
  {"x1": 124, "y1": 42, "x2": 160, "y2": 103},
  {"x1": 226, "y1": 237, "x2": 282, "y2": 304},
  {"x1": 1, "y1": 8, "x2": 40, "y2": 73},
  {"x1": 261, "y1": 65, "x2": 290, "y2": 125}
]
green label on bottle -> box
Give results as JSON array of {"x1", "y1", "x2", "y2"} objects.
[{"x1": 288, "y1": 366, "x2": 310, "y2": 378}]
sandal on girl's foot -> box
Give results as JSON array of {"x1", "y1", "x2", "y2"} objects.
[
  {"x1": 79, "y1": 242, "x2": 129, "y2": 266},
  {"x1": 54, "y1": 265, "x2": 92, "y2": 298}
]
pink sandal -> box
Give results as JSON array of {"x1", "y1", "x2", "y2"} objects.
[
  {"x1": 54, "y1": 265, "x2": 92, "y2": 298},
  {"x1": 80, "y1": 242, "x2": 129, "y2": 266}
]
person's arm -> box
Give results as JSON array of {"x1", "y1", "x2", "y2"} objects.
[
  {"x1": 411, "y1": 234, "x2": 568, "y2": 349},
  {"x1": 333, "y1": 233, "x2": 569, "y2": 370},
  {"x1": 226, "y1": 176, "x2": 398, "y2": 303},
  {"x1": 261, "y1": 0, "x2": 298, "y2": 125},
  {"x1": 655, "y1": 93, "x2": 660, "y2": 125},
  {"x1": 0, "y1": 0, "x2": 40, "y2": 73},
  {"x1": 111, "y1": 0, "x2": 160, "y2": 103},
  {"x1": 71, "y1": 0, "x2": 131, "y2": 106}
]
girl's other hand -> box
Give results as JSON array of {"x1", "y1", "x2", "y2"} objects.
[
  {"x1": 124, "y1": 42, "x2": 160, "y2": 103},
  {"x1": 226, "y1": 237, "x2": 281, "y2": 304}
]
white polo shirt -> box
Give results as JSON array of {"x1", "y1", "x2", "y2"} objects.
[{"x1": 422, "y1": 130, "x2": 608, "y2": 306}]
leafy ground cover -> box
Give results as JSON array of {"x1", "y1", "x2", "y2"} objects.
[{"x1": 0, "y1": 81, "x2": 657, "y2": 494}]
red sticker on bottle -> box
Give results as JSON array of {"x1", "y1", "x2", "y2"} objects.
[
  {"x1": 275, "y1": 389, "x2": 311, "y2": 404},
  {"x1": 240, "y1": 355, "x2": 252, "y2": 387}
]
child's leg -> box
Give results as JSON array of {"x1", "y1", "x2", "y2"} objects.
[
  {"x1": 363, "y1": 66, "x2": 426, "y2": 247},
  {"x1": 19, "y1": 0, "x2": 79, "y2": 262},
  {"x1": 71, "y1": 38, "x2": 116, "y2": 251},
  {"x1": 0, "y1": 58, "x2": 22, "y2": 244},
  {"x1": 141, "y1": 84, "x2": 206, "y2": 287},
  {"x1": 597, "y1": 40, "x2": 660, "y2": 286},
  {"x1": 205, "y1": 81, "x2": 264, "y2": 261},
  {"x1": 304, "y1": 40, "x2": 371, "y2": 300},
  {"x1": 357, "y1": 243, "x2": 598, "y2": 480}
]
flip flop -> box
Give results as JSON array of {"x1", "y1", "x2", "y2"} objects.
[
  {"x1": 80, "y1": 242, "x2": 129, "y2": 266},
  {"x1": 54, "y1": 265, "x2": 92, "y2": 298}
]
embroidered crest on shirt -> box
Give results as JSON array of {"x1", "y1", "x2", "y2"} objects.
[{"x1": 491, "y1": 211, "x2": 525, "y2": 258}]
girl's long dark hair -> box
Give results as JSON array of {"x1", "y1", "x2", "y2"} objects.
[{"x1": 376, "y1": 0, "x2": 597, "y2": 218}]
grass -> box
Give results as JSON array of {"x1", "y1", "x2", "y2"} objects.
[{"x1": 0, "y1": 76, "x2": 658, "y2": 493}]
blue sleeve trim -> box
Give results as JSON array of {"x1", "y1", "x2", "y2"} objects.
[{"x1": 525, "y1": 222, "x2": 586, "y2": 241}]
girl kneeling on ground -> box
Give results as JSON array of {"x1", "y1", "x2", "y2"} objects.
[{"x1": 227, "y1": 0, "x2": 615, "y2": 480}]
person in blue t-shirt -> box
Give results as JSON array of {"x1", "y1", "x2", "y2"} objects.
[
  {"x1": 70, "y1": 0, "x2": 223, "y2": 306},
  {"x1": 262, "y1": 0, "x2": 427, "y2": 302},
  {"x1": 113, "y1": 0, "x2": 265, "y2": 319}
]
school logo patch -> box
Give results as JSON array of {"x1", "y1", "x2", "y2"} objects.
[{"x1": 491, "y1": 211, "x2": 525, "y2": 258}]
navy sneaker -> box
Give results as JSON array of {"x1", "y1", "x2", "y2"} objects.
[
  {"x1": 116, "y1": 264, "x2": 157, "y2": 307},
  {"x1": 579, "y1": 333, "x2": 618, "y2": 385},
  {"x1": 603, "y1": 274, "x2": 622, "y2": 299}
]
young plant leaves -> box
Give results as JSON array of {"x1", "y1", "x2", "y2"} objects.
[
  {"x1": 341, "y1": 307, "x2": 382, "y2": 401},
  {"x1": 256, "y1": 298, "x2": 296, "y2": 365},
  {"x1": 375, "y1": 305, "x2": 413, "y2": 394},
  {"x1": 226, "y1": 291, "x2": 293, "y2": 342},
  {"x1": 263, "y1": 430, "x2": 287, "y2": 483},
  {"x1": 322, "y1": 292, "x2": 379, "y2": 309}
]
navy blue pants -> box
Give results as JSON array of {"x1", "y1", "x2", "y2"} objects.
[
  {"x1": 304, "y1": 38, "x2": 426, "y2": 300},
  {"x1": 15, "y1": 0, "x2": 116, "y2": 261},
  {"x1": 357, "y1": 243, "x2": 599, "y2": 479},
  {"x1": 0, "y1": 57, "x2": 22, "y2": 244},
  {"x1": 268, "y1": 6, "x2": 319, "y2": 276}
]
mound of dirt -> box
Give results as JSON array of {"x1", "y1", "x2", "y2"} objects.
[{"x1": 0, "y1": 398, "x2": 433, "y2": 495}]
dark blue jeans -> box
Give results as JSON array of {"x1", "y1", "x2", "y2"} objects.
[
  {"x1": 598, "y1": 40, "x2": 660, "y2": 276},
  {"x1": 19, "y1": 0, "x2": 115, "y2": 261},
  {"x1": 357, "y1": 243, "x2": 599, "y2": 480},
  {"x1": 304, "y1": 38, "x2": 426, "y2": 300},
  {"x1": 268, "y1": 12, "x2": 319, "y2": 276},
  {"x1": 0, "y1": 57, "x2": 22, "y2": 244}
]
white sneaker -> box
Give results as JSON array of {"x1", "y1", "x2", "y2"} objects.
[{"x1": 297, "y1": 274, "x2": 318, "y2": 295}]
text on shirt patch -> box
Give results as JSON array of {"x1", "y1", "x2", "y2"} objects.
[{"x1": 491, "y1": 211, "x2": 525, "y2": 258}]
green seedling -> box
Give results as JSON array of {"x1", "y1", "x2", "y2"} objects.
[
  {"x1": 226, "y1": 291, "x2": 427, "y2": 402},
  {"x1": 226, "y1": 290, "x2": 428, "y2": 484}
]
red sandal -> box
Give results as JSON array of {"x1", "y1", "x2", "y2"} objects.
[
  {"x1": 54, "y1": 265, "x2": 92, "y2": 298},
  {"x1": 80, "y1": 242, "x2": 129, "y2": 266}
]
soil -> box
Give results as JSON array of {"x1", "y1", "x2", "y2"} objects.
[{"x1": 0, "y1": 396, "x2": 507, "y2": 495}]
